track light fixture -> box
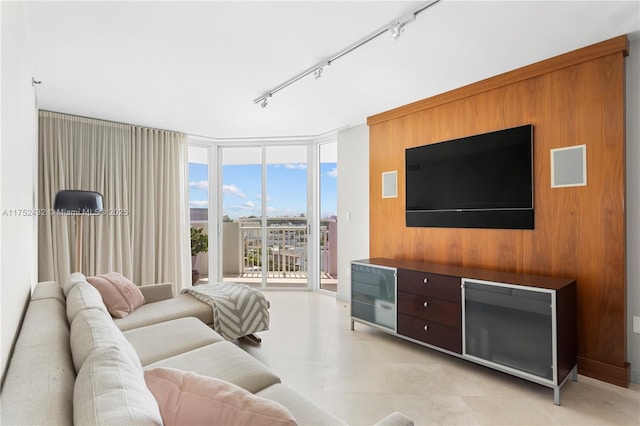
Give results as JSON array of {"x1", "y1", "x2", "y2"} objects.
[
  {"x1": 253, "y1": 0, "x2": 440, "y2": 108},
  {"x1": 389, "y1": 22, "x2": 405, "y2": 40},
  {"x1": 314, "y1": 62, "x2": 331, "y2": 79},
  {"x1": 389, "y1": 12, "x2": 417, "y2": 41},
  {"x1": 389, "y1": 24, "x2": 402, "y2": 40}
]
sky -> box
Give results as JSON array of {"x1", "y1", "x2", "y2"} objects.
[{"x1": 189, "y1": 162, "x2": 337, "y2": 220}]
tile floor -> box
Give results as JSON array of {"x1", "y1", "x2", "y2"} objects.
[{"x1": 237, "y1": 291, "x2": 640, "y2": 426}]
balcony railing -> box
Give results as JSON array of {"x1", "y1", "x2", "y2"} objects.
[
  {"x1": 191, "y1": 220, "x2": 337, "y2": 289},
  {"x1": 241, "y1": 225, "x2": 328, "y2": 276}
]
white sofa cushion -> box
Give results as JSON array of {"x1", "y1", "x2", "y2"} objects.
[
  {"x1": 0, "y1": 286, "x2": 75, "y2": 426},
  {"x1": 63, "y1": 271, "x2": 88, "y2": 297},
  {"x1": 257, "y1": 384, "x2": 347, "y2": 426},
  {"x1": 66, "y1": 281, "x2": 109, "y2": 325},
  {"x1": 69, "y1": 308, "x2": 140, "y2": 373},
  {"x1": 123, "y1": 317, "x2": 224, "y2": 366},
  {"x1": 31, "y1": 280, "x2": 66, "y2": 304},
  {"x1": 74, "y1": 345, "x2": 162, "y2": 426},
  {"x1": 114, "y1": 293, "x2": 213, "y2": 331},
  {"x1": 146, "y1": 341, "x2": 281, "y2": 394}
]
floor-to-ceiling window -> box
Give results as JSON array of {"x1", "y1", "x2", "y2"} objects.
[
  {"x1": 188, "y1": 145, "x2": 211, "y2": 285},
  {"x1": 264, "y1": 145, "x2": 309, "y2": 288},
  {"x1": 218, "y1": 144, "x2": 311, "y2": 289},
  {"x1": 319, "y1": 141, "x2": 338, "y2": 292},
  {"x1": 188, "y1": 136, "x2": 335, "y2": 291},
  {"x1": 220, "y1": 146, "x2": 264, "y2": 287}
]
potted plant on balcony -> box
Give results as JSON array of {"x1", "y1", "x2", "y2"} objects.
[{"x1": 190, "y1": 226, "x2": 208, "y2": 285}]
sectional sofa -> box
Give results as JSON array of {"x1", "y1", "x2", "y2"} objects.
[{"x1": 0, "y1": 274, "x2": 413, "y2": 425}]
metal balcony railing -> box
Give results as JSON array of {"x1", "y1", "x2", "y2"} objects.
[
  {"x1": 241, "y1": 225, "x2": 331, "y2": 277},
  {"x1": 190, "y1": 219, "x2": 337, "y2": 290}
]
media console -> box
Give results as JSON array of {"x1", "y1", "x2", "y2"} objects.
[{"x1": 351, "y1": 258, "x2": 577, "y2": 405}]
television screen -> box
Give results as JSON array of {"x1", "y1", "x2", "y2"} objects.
[{"x1": 405, "y1": 124, "x2": 533, "y2": 229}]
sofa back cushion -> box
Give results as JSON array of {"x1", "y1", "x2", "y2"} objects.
[
  {"x1": 31, "y1": 280, "x2": 66, "y2": 304},
  {"x1": 74, "y1": 345, "x2": 162, "y2": 426},
  {"x1": 145, "y1": 367, "x2": 297, "y2": 426},
  {"x1": 69, "y1": 308, "x2": 140, "y2": 373},
  {"x1": 66, "y1": 280, "x2": 109, "y2": 324},
  {"x1": 64, "y1": 271, "x2": 88, "y2": 297},
  {"x1": 87, "y1": 272, "x2": 145, "y2": 318},
  {"x1": 0, "y1": 283, "x2": 75, "y2": 426}
]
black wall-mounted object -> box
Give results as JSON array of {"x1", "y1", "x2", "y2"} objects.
[{"x1": 405, "y1": 124, "x2": 534, "y2": 229}]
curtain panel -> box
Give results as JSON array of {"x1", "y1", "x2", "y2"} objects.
[{"x1": 38, "y1": 111, "x2": 190, "y2": 292}]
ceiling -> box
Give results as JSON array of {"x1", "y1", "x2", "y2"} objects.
[{"x1": 24, "y1": 1, "x2": 640, "y2": 140}]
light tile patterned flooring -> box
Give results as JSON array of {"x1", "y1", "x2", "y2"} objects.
[{"x1": 236, "y1": 291, "x2": 640, "y2": 426}]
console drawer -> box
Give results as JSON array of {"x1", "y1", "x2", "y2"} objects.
[
  {"x1": 397, "y1": 291, "x2": 461, "y2": 328},
  {"x1": 397, "y1": 313, "x2": 462, "y2": 354},
  {"x1": 397, "y1": 269, "x2": 461, "y2": 303}
]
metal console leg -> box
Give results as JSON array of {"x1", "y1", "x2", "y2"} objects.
[
  {"x1": 554, "y1": 386, "x2": 561, "y2": 406},
  {"x1": 553, "y1": 365, "x2": 578, "y2": 405}
]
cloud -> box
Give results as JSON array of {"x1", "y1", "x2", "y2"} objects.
[
  {"x1": 190, "y1": 200, "x2": 208, "y2": 208},
  {"x1": 223, "y1": 184, "x2": 245, "y2": 198},
  {"x1": 227, "y1": 203, "x2": 255, "y2": 212},
  {"x1": 227, "y1": 201, "x2": 257, "y2": 212},
  {"x1": 284, "y1": 163, "x2": 307, "y2": 170},
  {"x1": 326, "y1": 167, "x2": 337, "y2": 178},
  {"x1": 189, "y1": 180, "x2": 208, "y2": 191}
]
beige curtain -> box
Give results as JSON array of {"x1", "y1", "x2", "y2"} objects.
[{"x1": 38, "y1": 111, "x2": 190, "y2": 292}]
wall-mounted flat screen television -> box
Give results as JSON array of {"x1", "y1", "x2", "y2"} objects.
[{"x1": 405, "y1": 124, "x2": 534, "y2": 229}]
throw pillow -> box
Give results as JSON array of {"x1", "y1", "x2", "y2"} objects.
[
  {"x1": 144, "y1": 367, "x2": 298, "y2": 426},
  {"x1": 87, "y1": 272, "x2": 145, "y2": 318}
]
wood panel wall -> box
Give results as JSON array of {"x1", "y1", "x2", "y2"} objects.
[{"x1": 367, "y1": 36, "x2": 630, "y2": 387}]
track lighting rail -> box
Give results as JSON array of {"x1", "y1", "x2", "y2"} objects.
[{"x1": 253, "y1": 0, "x2": 440, "y2": 108}]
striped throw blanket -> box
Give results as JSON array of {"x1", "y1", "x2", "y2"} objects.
[{"x1": 181, "y1": 282, "x2": 270, "y2": 340}]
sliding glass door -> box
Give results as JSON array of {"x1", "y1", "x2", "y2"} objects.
[
  {"x1": 319, "y1": 141, "x2": 338, "y2": 292},
  {"x1": 264, "y1": 146, "x2": 309, "y2": 288},
  {"x1": 220, "y1": 145, "x2": 310, "y2": 289},
  {"x1": 188, "y1": 145, "x2": 211, "y2": 285},
  {"x1": 220, "y1": 147, "x2": 263, "y2": 287},
  {"x1": 188, "y1": 136, "x2": 336, "y2": 291}
]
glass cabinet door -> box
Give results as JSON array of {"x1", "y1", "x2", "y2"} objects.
[
  {"x1": 463, "y1": 279, "x2": 554, "y2": 381},
  {"x1": 351, "y1": 263, "x2": 396, "y2": 331}
]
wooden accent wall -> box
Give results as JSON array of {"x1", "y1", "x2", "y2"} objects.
[{"x1": 367, "y1": 36, "x2": 630, "y2": 386}]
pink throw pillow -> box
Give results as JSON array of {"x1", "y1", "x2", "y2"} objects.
[
  {"x1": 87, "y1": 272, "x2": 145, "y2": 318},
  {"x1": 144, "y1": 367, "x2": 298, "y2": 426}
]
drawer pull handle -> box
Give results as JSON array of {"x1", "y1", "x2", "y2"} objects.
[
  {"x1": 423, "y1": 278, "x2": 429, "y2": 284},
  {"x1": 423, "y1": 301, "x2": 429, "y2": 308},
  {"x1": 423, "y1": 325, "x2": 429, "y2": 332}
]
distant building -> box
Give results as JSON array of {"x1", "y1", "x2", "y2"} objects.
[{"x1": 190, "y1": 208, "x2": 207, "y2": 221}]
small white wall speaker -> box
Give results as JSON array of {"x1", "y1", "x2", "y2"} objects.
[
  {"x1": 551, "y1": 145, "x2": 587, "y2": 188},
  {"x1": 382, "y1": 171, "x2": 397, "y2": 198}
]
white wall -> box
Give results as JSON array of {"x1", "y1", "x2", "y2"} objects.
[
  {"x1": 0, "y1": 1, "x2": 39, "y2": 382},
  {"x1": 626, "y1": 37, "x2": 640, "y2": 385},
  {"x1": 336, "y1": 124, "x2": 369, "y2": 301}
]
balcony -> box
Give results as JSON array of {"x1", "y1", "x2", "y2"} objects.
[{"x1": 191, "y1": 219, "x2": 337, "y2": 291}]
